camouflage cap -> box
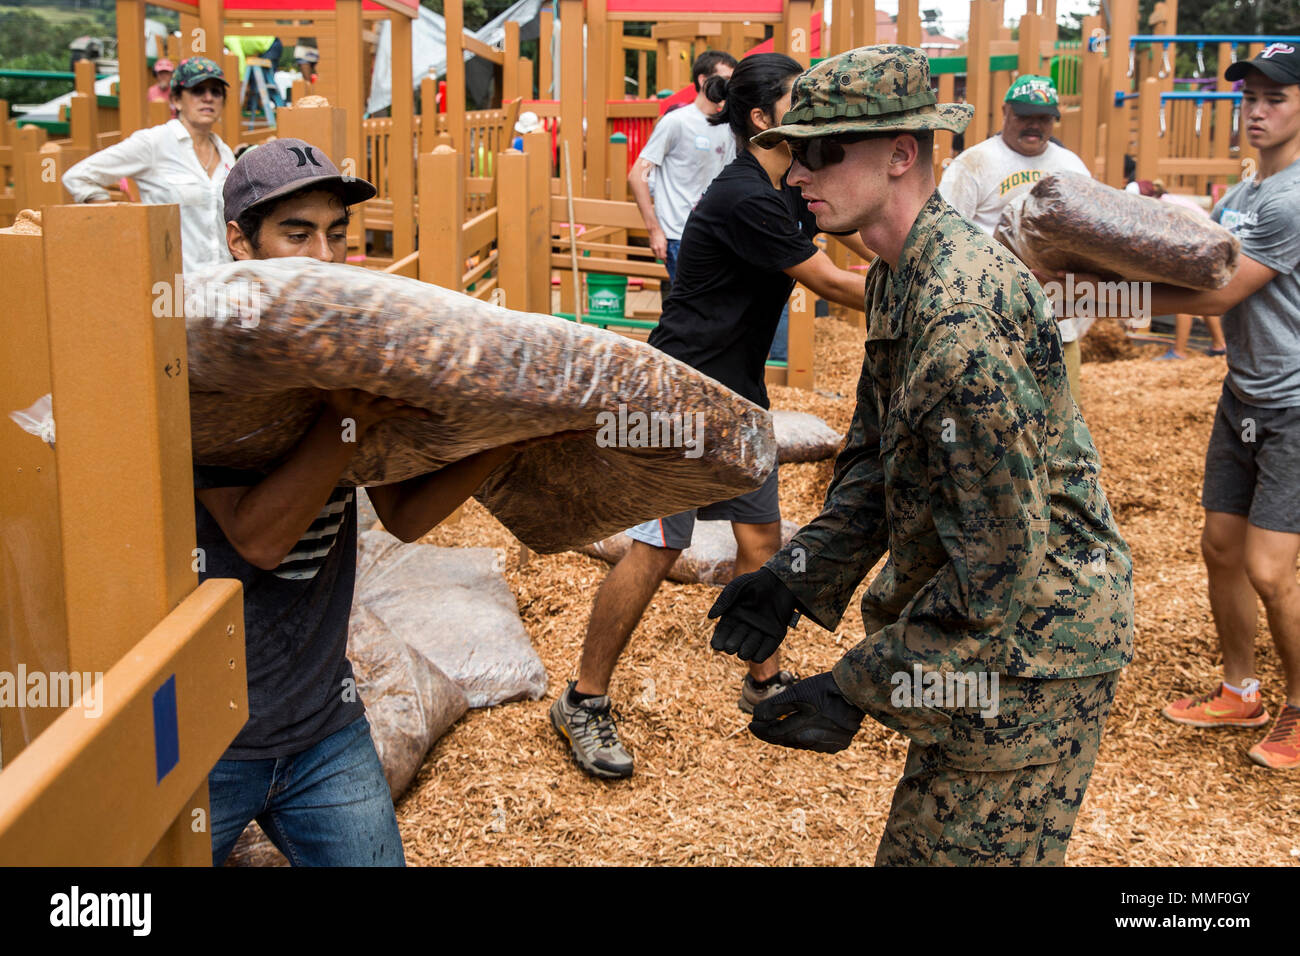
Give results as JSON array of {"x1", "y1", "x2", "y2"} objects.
[{"x1": 751, "y1": 45, "x2": 972, "y2": 148}]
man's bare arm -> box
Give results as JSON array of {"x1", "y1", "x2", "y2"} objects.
[
  {"x1": 785, "y1": 249, "x2": 868, "y2": 311},
  {"x1": 628, "y1": 157, "x2": 667, "y2": 260}
]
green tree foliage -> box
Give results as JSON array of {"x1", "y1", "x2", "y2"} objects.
[{"x1": 0, "y1": 8, "x2": 114, "y2": 105}]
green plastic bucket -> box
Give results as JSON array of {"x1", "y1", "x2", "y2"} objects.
[{"x1": 586, "y1": 273, "x2": 627, "y2": 319}]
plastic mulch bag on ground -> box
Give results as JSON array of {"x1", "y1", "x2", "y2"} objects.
[
  {"x1": 578, "y1": 518, "x2": 801, "y2": 586},
  {"x1": 771, "y1": 410, "x2": 843, "y2": 462},
  {"x1": 994, "y1": 172, "x2": 1239, "y2": 290},
  {"x1": 356, "y1": 530, "x2": 546, "y2": 707},
  {"x1": 184, "y1": 258, "x2": 776, "y2": 553},
  {"x1": 347, "y1": 603, "x2": 468, "y2": 800}
]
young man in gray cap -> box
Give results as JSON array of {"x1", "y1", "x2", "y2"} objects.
[
  {"x1": 1096, "y1": 43, "x2": 1300, "y2": 770},
  {"x1": 707, "y1": 46, "x2": 1134, "y2": 865},
  {"x1": 200, "y1": 139, "x2": 531, "y2": 864}
]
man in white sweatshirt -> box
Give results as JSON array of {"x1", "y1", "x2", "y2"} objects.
[{"x1": 938, "y1": 75, "x2": 1093, "y2": 400}]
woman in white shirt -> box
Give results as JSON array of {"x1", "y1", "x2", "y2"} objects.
[{"x1": 63, "y1": 57, "x2": 236, "y2": 273}]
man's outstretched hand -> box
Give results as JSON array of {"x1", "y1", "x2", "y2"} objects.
[
  {"x1": 708, "y1": 567, "x2": 799, "y2": 663},
  {"x1": 748, "y1": 672, "x2": 865, "y2": 753}
]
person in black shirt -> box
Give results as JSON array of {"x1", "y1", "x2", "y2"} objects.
[{"x1": 551, "y1": 54, "x2": 874, "y2": 781}]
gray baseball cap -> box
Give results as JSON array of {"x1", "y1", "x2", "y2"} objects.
[{"x1": 223, "y1": 138, "x2": 376, "y2": 222}]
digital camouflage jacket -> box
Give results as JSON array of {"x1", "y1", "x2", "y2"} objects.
[{"x1": 766, "y1": 191, "x2": 1134, "y2": 705}]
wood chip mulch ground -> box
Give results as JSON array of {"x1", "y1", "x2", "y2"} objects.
[{"x1": 398, "y1": 317, "x2": 1300, "y2": 866}]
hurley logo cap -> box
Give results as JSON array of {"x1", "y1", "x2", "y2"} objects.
[
  {"x1": 223, "y1": 138, "x2": 377, "y2": 222},
  {"x1": 751, "y1": 45, "x2": 972, "y2": 148},
  {"x1": 1225, "y1": 42, "x2": 1300, "y2": 85},
  {"x1": 1005, "y1": 74, "x2": 1060, "y2": 119}
]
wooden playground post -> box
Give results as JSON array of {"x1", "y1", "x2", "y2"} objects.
[
  {"x1": 504, "y1": 21, "x2": 521, "y2": 100},
  {"x1": 539, "y1": 7, "x2": 554, "y2": 97},
  {"x1": 1018, "y1": 11, "x2": 1041, "y2": 76},
  {"x1": 523, "y1": 129, "x2": 552, "y2": 314},
  {"x1": 1136, "y1": 76, "x2": 1159, "y2": 181},
  {"x1": 897, "y1": 0, "x2": 921, "y2": 48},
  {"x1": 419, "y1": 75, "x2": 439, "y2": 152},
  {"x1": 274, "y1": 99, "x2": 346, "y2": 169},
  {"x1": 497, "y1": 148, "x2": 530, "y2": 312},
  {"x1": 608, "y1": 132, "x2": 628, "y2": 258},
  {"x1": 116, "y1": 0, "x2": 148, "y2": 137},
  {"x1": 391, "y1": 11, "x2": 416, "y2": 260},
  {"x1": 830, "y1": 0, "x2": 853, "y2": 56},
  {"x1": 338, "y1": 0, "x2": 366, "y2": 253},
  {"x1": 418, "y1": 145, "x2": 464, "y2": 290},
  {"x1": 854, "y1": 0, "x2": 876, "y2": 46},
  {"x1": 788, "y1": 0, "x2": 813, "y2": 67},
  {"x1": 586, "y1": 0, "x2": 610, "y2": 198},
  {"x1": 967, "y1": 0, "x2": 992, "y2": 147},
  {"x1": 787, "y1": 284, "x2": 815, "y2": 390},
  {"x1": 1105, "y1": 0, "x2": 1137, "y2": 186},
  {"x1": 446, "y1": 0, "x2": 466, "y2": 149},
  {"x1": 198, "y1": 0, "x2": 223, "y2": 62},
  {"x1": 1079, "y1": 13, "x2": 1102, "y2": 171},
  {"x1": 221, "y1": 50, "x2": 241, "y2": 149},
  {"x1": 558, "y1": 0, "x2": 584, "y2": 193}
]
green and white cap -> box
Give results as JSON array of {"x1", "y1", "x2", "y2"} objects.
[{"x1": 1004, "y1": 75, "x2": 1060, "y2": 119}]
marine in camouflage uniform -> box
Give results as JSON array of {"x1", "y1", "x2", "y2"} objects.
[{"x1": 710, "y1": 46, "x2": 1134, "y2": 865}]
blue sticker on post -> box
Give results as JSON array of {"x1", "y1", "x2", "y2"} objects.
[{"x1": 153, "y1": 675, "x2": 179, "y2": 783}]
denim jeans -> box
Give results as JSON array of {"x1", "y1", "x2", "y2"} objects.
[
  {"x1": 663, "y1": 238, "x2": 682, "y2": 284},
  {"x1": 768, "y1": 303, "x2": 790, "y2": 362},
  {"x1": 209, "y1": 716, "x2": 405, "y2": 866}
]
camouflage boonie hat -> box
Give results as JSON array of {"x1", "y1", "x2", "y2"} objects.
[
  {"x1": 751, "y1": 45, "x2": 972, "y2": 147},
  {"x1": 171, "y1": 57, "x2": 228, "y2": 94}
]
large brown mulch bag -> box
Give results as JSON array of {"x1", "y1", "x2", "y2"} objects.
[
  {"x1": 771, "y1": 410, "x2": 843, "y2": 462},
  {"x1": 346, "y1": 603, "x2": 468, "y2": 801},
  {"x1": 355, "y1": 530, "x2": 547, "y2": 708},
  {"x1": 577, "y1": 518, "x2": 801, "y2": 586},
  {"x1": 994, "y1": 172, "x2": 1239, "y2": 290},
  {"x1": 184, "y1": 259, "x2": 776, "y2": 553}
]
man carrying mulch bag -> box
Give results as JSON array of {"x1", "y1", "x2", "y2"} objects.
[{"x1": 711, "y1": 45, "x2": 1135, "y2": 865}]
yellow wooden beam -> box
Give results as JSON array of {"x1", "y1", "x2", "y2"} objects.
[{"x1": 0, "y1": 579, "x2": 248, "y2": 866}]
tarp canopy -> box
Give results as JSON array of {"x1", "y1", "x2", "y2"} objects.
[{"x1": 366, "y1": 0, "x2": 544, "y2": 115}]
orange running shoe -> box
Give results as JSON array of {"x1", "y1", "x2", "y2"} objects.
[
  {"x1": 1162, "y1": 683, "x2": 1271, "y2": 728},
  {"x1": 1248, "y1": 705, "x2": 1300, "y2": 769}
]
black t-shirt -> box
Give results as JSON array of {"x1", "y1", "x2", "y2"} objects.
[
  {"x1": 647, "y1": 149, "x2": 822, "y2": 409},
  {"x1": 194, "y1": 464, "x2": 364, "y2": 759}
]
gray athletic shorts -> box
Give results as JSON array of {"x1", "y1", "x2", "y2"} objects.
[
  {"x1": 626, "y1": 468, "x2": 781, "y2": 550},
  {"x1": 1201, "y1": 382, "x2": 1300, "y2": 534}
]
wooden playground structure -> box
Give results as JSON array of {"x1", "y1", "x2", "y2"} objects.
[{"x1": 1, "y1": 0, "x2": 1296, "y2": 864}]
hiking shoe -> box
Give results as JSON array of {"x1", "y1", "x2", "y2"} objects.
[
  {"x1": 1163, "y1": 683, "x2": 1270, "y2": 728},
  {"x1": 550, "y1": 682, "x2": 634, "y2": 779},
  {"x1": 740, "y1": 670, "x2": 798, "y2": 714},
  {"x1": 1248, "y1": 705, "x2": 1300, "y2": 769}
]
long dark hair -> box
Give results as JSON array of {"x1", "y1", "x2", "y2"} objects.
[{"x1": 704, "y1": 52, "x2": 803, "y2": 152}]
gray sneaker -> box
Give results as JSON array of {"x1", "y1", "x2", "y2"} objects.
[
  {"x1": 550, "y1": 681, "x2": 634, "y2": 779},
  {"x1": 740, "y1": 670, "x2": 798, "y2": 714}
]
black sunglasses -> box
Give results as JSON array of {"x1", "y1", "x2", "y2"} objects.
[{"x1": 788, "y1": 132, "x2": 881, "y2": 171}]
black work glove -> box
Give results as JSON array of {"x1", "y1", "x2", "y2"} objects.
[
  {"x1": 748, "y1": 671, "x2": 866, "y2": 754},
  {"x1": 708, "y1": 567, "x2": 799, "y2": 663}
]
